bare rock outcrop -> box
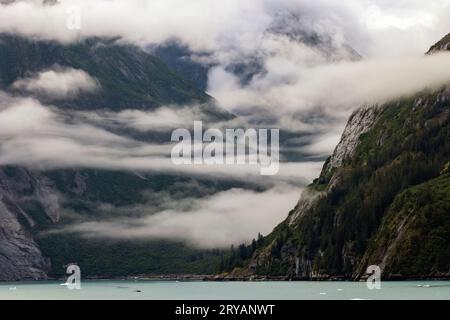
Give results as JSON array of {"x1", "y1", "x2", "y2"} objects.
[{"x1": 0, "y1": 167, "x2": 60, "y2": 280}]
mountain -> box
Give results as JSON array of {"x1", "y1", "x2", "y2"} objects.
[
  {"x1": 427, "y1": 33, "x2": 450, "y2": 54},
  {"x1": 151, "y1": 42, "x2": 211, "y2": 92},
  {"x1": 2, "y1": 28, "x2": 442, "y2": 282},
  {"x1": 0, "y1": 168, "x2": 54, "y2": 280},
  {"x1": 227, "y1": 36, "x2": 450, "y2": 280},
  {"x1": 0, "y1": 34, "x2": 210, "y2": 111},
  {"x1": 0, "y1": 22, "x2": 366, "y2": 281},
  {"x1": 0, "y1": 34, "x2": 232, "y2": 281},
  {"x1": 150, "y1": 11, "x2": 361, "y2": 93}
]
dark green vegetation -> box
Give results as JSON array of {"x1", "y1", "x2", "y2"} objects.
[
  {"x1": 2, "y1": 30, "x2": 449, "y2": 280},
  {"x1": 0, "y1": 34, "x2": 209, "y2": 110},
  {"x1": 0, "y1": 33, "x2": 235, "y2": 278},
  {"x1": 230, "y1": 89, "x2": 450, "y2": 280},
  {"x1": 358, "y1": 173, "x2": 450, "y2": 279},
  {"x1": 151, "y1": 41, "x2": 266, "y2": 92},
  {"x1": 151, "y1": 42, "x2": 210, "y2": 92},
  {"x1": 34, "y1": 169, "x2": 256, "y2": 277},
  {"x1": 39, "y1": 236, "x2": 225, "y2": 277}
]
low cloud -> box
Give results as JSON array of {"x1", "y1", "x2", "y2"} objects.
[
  {"x1": 3, "y1": 1, "x2": 450, "y2": 138},
  {"x1": 0, "y1": 95, "x2": 318, "y2": 247},
  {"x1": 84, "y1": 106, "x2": 205, "y2": 132},
  {"x1": 12, "y1": 67, "x2": 99, "y2": 98},
  {"x1": 3, "y1": 0, "x2": 450, "y2": 247},
  {"x1": 1, "y1": 0, "x2": 449, "y2": 60},
  {"x1": 54, "y1": 184, "x2": 302, "y2": 248},
  {"x1": 0, "y1": 93, "x2": 322, "y2": 185},
  {"x1": 209, "y1": 52, "x2": 450, "y2": 119},
  {"x1": 301, "y1": 133, "x2": 342, "y2": 157}
]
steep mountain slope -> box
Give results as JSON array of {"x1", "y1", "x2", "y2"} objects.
[
  {"x1": 151, "y1": 42, "x2": 210, "y2": 92},
  {"x1": 427, "y1": 33, "x2": 450, "y2": 54},
  {"x1": 0, "y1": 34, "x2": 210, "y2": 110},
  {"x1": 229, "y1": 39, "x2": 450, "y2": 280},
  {"x1": 231, "y1": 87, "x2": 450, "y2": 281},
  {"x1": 0, "y1": 23, "x2": 362, "y2": 280},
  {"x1": 150, "y1": 11, "x2": 361, "y2": 93},
  {"x1": 0, "y1": 34, "x2": 230, "y2": 280},
  {"x1": 0, "y1": 167, "x2": 57, "y2": 280},
  {"x1": 356, "y1": 172, "x2": 450, "y2": 279}
]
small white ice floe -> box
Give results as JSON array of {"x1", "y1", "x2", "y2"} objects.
[
  {"x1": 337, "y1": 289, "x2": 344, "y2": 291},
  {"x1": 423, "y1": 285, "x2": 431, "y2": 288},
  {"x1": 319, "y1": 292, "x2": 327, "y2": 295},
  {"x1": 9, "y1": 287, "x2": 17, "y2": 291}
]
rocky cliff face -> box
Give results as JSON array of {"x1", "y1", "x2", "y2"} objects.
[
  {"x1": 284, "y1": 106, "x2": 382, "y2": 233},
  {"x1": 232, "y1": 87, "x2": 449, "y2": 280},
  {"x1": 230, "y1": 35, "x2": 450, "y2": 280},
  {"x1": 427, "y1": 33, "x2": 450, "y2": 54},
  {"x1": 323, "y1": 106, "x2": 382, "y2": 174},
  {"x1": 0, "y1": 167, "x2": 60, "y2": 280},
  {"x1": 234, "y1": 103, "x2": 387, "y2": 279}
]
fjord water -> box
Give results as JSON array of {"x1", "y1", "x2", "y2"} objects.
[{"x1": 1, "y1": 281, "x2": 449, "y2": 300}]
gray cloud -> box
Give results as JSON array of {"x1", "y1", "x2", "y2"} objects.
[
  {"x1": 2, "y1": 0, "x2": 450, "y2": 247},
  {"x1": 83, "y1": 106, "x2": 206, "y2": 133},
  {"x1": 1, "y1": 0, "x2": 449, "y2": 56},
  {"x1": 11, "y1": 67, "x2": 99, "y2": 98},
  {"x1": 3, "y1": 1, "x2": 450, "y2": 129},
  {"x1": 0, "y1": 93, "x2": 322, "y2": 185},
  {"x1": 209, "y1": 52, "x2": 450, "y2": 118},
  {"x1": 52, "y1": 184, "x2": 302, "y2": 248}
]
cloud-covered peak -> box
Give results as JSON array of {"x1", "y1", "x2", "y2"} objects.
[{"x1": 427, "y1": 33, "x2": 450, "y2": 54}]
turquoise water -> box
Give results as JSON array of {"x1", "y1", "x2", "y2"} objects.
[{"x1": 0, "y1": 280, "x2": 449, "y2": 300}]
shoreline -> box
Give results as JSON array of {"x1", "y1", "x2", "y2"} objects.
[{"x1": 2, "y1": 274, "x2": 450, "y2": 283}]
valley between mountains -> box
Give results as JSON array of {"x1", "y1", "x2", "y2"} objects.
[{"x1": 0, "y1": 29, "x2": 449, "y2": 282}]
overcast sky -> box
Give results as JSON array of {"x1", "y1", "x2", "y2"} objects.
[{"x1": 1, "y1": 0, "x2": 450, "y2": 56}]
